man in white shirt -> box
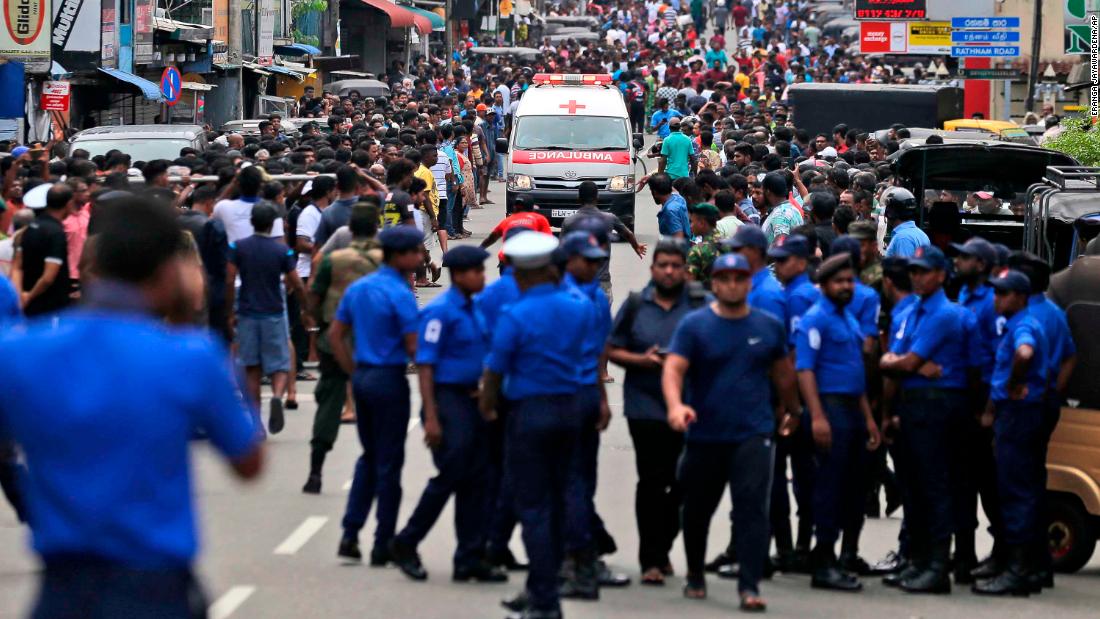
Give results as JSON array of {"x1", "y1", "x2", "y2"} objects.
[
  {"x1": 213, "y1": 166, "x2": 284, "y2": 243},
  {"x1": 295, "y1": 176, "x2": 336, "y2": 280}
]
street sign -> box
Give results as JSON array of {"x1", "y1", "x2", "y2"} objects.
[
  {"x1": 951, "y1": 17, "x2": 1021, "y2": 29},
  {"x1": 957, "y1": 68, "x2": 1020, "y2": 80},
  {"x1": 40, "y1": 81, "x2": 71, "y2": 112},
  {"x1": 161, "y1": 66, "x2": 182, "y2": 106},
  {"x1": 951, "y1": 46, "x2": 1020, "y2": 57},
  {"x1": 951, "y1": 30, "x2": 1021, "y2": 43}
]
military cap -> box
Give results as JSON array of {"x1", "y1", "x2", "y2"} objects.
[
  {"x1": 442, "y1": 245, "x2": 490, "y2": 269},
  {"x1": 723, "y1": 224, "x2": 768, "y2": 251},
  {"x1": 711, "y1": 252, "x2": 752, "y2": 275},
  {"x1": 378, "y1": 225, "x2": 423, "y2": 251},
  {"x1": 817, "y1": 253, "x2": 856, "y2": 283},
  {"x1": 766, "y1": 234, "x2": 811, "y2": 260},
  {"x1": 907, "y1": 245, "x2": 948, "y2": 271},
  {"x1": 988, "y1": 268, "x2": 1032, "y2": 294},
  {"x1": 561, "y1": 231, "x2": 609, "y2": 259},
  {"x1": 848, "y1": 220, "x2": 877, "y2": 241}
]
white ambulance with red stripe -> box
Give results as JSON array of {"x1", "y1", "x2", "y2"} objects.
[{"x1": 496, "y1": 73, "x2": 642, "y2": 231}]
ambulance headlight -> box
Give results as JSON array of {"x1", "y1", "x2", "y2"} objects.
[
  {"x1": 608, "y1": 175, "x2": 634, "y2": 192},
  {"x1": 508, "y1": 174, "x2": 533, "y2": 191}
]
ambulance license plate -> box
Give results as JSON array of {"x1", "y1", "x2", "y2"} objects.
[{"x1": 551, "y1": 209, "x2": 576, "y2": 219}]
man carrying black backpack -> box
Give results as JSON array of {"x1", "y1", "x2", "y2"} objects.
[{"x1": 606, "y1": 237, "x2": 709, "y2": 586}]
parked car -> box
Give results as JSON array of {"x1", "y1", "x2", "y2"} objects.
[
  {"x1": 219, "y1": 118, "x2": 300, "y2": 138},
  {"x1": 324, "y1": 79, "x2": 391, "y2": 98},
  {"x1": 69, "y1": 125, "x2": 207, "y2": 161}
]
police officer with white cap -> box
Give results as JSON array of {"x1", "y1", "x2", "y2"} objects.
[
  {"x1": 480, "y1": 230, "x2": 596, "y2": 619},
  {"x1": 331, "y1": 225, "x2": 422, "y2": 565}
]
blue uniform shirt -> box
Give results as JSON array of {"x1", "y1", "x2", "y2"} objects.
[
  {"x1": 0, "y1": 273, "x2": 20, "y2": 327},
  {"x1": 668, "y1": 307, "x2": 788, "y2": 443},
  {"x1": 991, "y1": 309, "x2": 1048, "y2": 403},
  {"x1": 891, "y1": 289, "x2": 973, "y2": 389},
  {"x1": 959, "y1": 282, "x2": 998, "y2": 383},
  {"x1": 564, "y1": 273, "x2": 612, "y2": 385},
  {"x1": 850, "y1": 281, "x2": 881, "y2": 339},
  {"x1": 783, "y1": 272, "x2": 821, "y2": 346},
  {"x1": 486, "y1": 283, "x2": 594, "y2": 400},
  {"x1": 416, "y1": 287, "x2": 489, "y2": 385},
  {"x1": 750, "y1": 268, "x2": 786, "y2": 326},
  {"x1": 335, "y1": 264, "x2": 419, "y2": 366},
  {"x1": 657, "y1": 193, "x2": 691, "y2": 237},
  {"x1": 884, "y1": 221, "x2": 930, "y2": 258},
  {"x1": 1027, "y1": 294, "x2": 1076, "y2": 390},
  {"x1": 0, "y1": 293, "x2": 257, "y2": 569},
  {"x1": 475, "y1": 267, "x2": 520, "y2": 333},
  {"x1": 887, "y1": 294, "x2": 919, "y2": 350},
  {"x1": 795, "y1": 298, "x2": 866, "y2": 396}
]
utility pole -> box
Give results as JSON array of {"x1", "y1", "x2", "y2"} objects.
[
  {"x1": 444, "y1": 0, "x2": 453, "y2": 75},
  {"x1": 1024, "y1": 0, "x2": 1043, "y2": 113},
  {"x1": 229, "y1": 0, "x2": 244, "y2": 119}
]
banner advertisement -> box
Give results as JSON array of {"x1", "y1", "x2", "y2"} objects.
[
  {"x1": 51, "y1": 0, "x2": 100, "y2": 71},
  {"x1": 0, "y1": 0, "x2": 50, "y2": 59}
]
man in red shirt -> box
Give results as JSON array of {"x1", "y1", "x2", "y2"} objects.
[{"x1": 480, "y1": 195, "x2": 551, "y2": 261}]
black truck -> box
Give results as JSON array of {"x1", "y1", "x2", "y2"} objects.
[{"x1": 786, "y1": 83, "x2": 964, "y2": 137}]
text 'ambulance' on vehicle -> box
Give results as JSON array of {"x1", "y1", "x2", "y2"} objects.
[{"x1": 496, "y1": 73, "x2": 643, "y2": 231}]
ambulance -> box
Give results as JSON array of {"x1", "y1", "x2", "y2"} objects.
[{"x1": 496, "y1": 73, "x2": 642, "y2": 231}]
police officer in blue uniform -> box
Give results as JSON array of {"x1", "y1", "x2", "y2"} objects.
[
  {"x1": 879, "y1": 246, "x2": 976, "y2": 594},
  {"x1": 389, "y1": 245, "x2": 508, "y2": 583},
  {"x1": 557, "y1": 231, "x2": 614, "y2": 600},
  {"x1": 480, "y1": 230, "x2": 595, "y2": 619},
  {"x1": 950, "y1": 236, "x2": 1003, "y2": 582},
  {"x1": 1007, "y1": 252, "x2": 1077, "y2": 589},
  {"x1": 330, "y1": 225, "x2": 422, "y2": 565},
  {"x1": 973, "y1": 269, "x2": 1049, "y2": 596},
  {"x1": 476, "y1": 227, "x2": 528, "y2": 572},
  {"x1": 768, "y1": 233, "x2": 820, "y2": 572},
  {"x1": 795, "y1": 254, "x2": 882, "y2": 591}
]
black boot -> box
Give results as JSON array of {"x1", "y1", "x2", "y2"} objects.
[
  {"x1": 1029, "y1": 540, "x2": 1054, "y2": 591},
  {"x1": 705, "y1": 538, "x2": 737, "y2": 572},
  {"x1": 839, "y1": 528, "x2": 869, "y2": 576},
  {"x1": 811, "y1": 546, "x2": 862, "y2": 592},
  {"x1": 869, "y1": 551, "x2": 906, "y2": 576},
  {"x1": 970, "y1": 545, "x2": 1004, "y2": 580},
  {"x1": 389, "y1": 539, "x2": 428, "y2": 581},
  {"x1": 900, "y1": 540, "x2": 951, "y2": 594},
  {"x1": 952, "y1": 531, "x2": 978, "y2": 585},
  {"x1": 487, "y1": 547, "x2": 529, "y2": 572},
  {"x1": 559, "y1": 551, "x2": 599, "y2": 600},
  {"x1": 972, "y1": 545, "x2": 1031, "y2": 597}
]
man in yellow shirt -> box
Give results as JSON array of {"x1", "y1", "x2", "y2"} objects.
[{"x1": 415, "y1": 145, "x2": 448, "y2": 253}]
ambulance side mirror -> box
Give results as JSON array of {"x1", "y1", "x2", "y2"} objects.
[
  {"x1": 633, "y1": 133, "x2": 643, "y2": 150},
  {"x1": 496, "y1": 138, "x2": 509, "y2": 154}
]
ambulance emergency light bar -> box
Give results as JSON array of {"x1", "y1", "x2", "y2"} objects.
[{"x1": 531, "y1": 73, "x2": 613, "y2": 86}]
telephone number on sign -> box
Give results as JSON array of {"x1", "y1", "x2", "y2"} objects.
[{"x1": 855, "y1": 9, "x2": 927, "y2": 18}]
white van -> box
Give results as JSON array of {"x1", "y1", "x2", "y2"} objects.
[{"x1": 496, "y1": 73, "x2": 642, "y2": 231}]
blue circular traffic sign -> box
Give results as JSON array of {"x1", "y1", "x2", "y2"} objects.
[{"x1": 161, "y1": 66, "x2": 182, "y2": 106}]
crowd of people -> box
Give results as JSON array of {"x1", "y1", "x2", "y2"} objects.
[{"x1": 0, "y1": 0, "x2": 1085, "y2": 618}]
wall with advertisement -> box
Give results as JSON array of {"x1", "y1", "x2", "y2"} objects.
[
  {"x1": 51, "y1": 0, "x2": 100, "y2": 72},
  {"x1": 859, "y1": 21, "x2": 951, "y2": 54},
  {"x1": 0, "y1": 0, "x2": 51, "y2": 60}
]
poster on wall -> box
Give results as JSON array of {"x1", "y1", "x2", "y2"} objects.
[
  {"x1": 100, "y1": 0, "x2": 116, "y2": 68},
  {"x1": 134, "y1": 0, "x2": 153, "y2": 64},
  {"x1": 51, "y1": 0, "x2": 101, "y2": 72},
  {"x1": 256, "y1": 0, "x2": 275, "y2": 64},
  {"x1": 0, "y1": 0, "x2": 51, "y2": 59}
]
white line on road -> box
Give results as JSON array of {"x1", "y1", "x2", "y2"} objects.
[
  {"x1": 274, "y1": 516, "x2": 329, "y2": 555},
  {"x1": 209, "y1": 585, "x2": 256, "y2": 619}
]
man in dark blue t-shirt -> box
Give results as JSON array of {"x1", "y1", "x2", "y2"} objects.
[
  {"x1": 226, "y1": 203, "x2": 311, "y2": 435},
  {"x1": 663, "y1": 253, "x2": 801, "y2": 612}
]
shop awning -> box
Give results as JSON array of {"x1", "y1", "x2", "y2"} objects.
[
  {"x1": 97, "y1": 67, "x2": 164, "y2": 102},
  {"x1": 405, "y1": 5, "x2": 444, "y2": 31},
  {"x1": 242, "y1": 61, "x2": 273, "y2": 75},
  {"x1": 265, "y1": 64, "x2": 314, "y2": 81},
  {"x1": 359, "y1": 0, "x2": 432, "y2": 34},
  {"x1": 153, "y1": 17, "x2": 214, "y2": 42},
  {"x1": 274, "y1": 42, "x2": 322, "y2": 56}
]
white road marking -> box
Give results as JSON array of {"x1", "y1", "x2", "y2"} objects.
[
  {"x1": 274, "y1": 516, "x2": 329, "y2": 555},
  {"x1": 208, "y1": 585, "x2": 256, "y2": 619}
]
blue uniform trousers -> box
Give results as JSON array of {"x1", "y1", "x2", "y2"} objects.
[
  {"x1": 565, "y1": 385, "x2": 601, "y2": 555},
  {"x1": 994, "y1": 399, "x2": 1047, "y2": 546},
  {"x1": 486, "y1": 399, "x2": 518, "y2": 557},
  {"x1": 32, "y1": 556, "x2": 205, "y2": 619},
  {"x1": 1034, "y1": 396, "x2": 1062, "y2": 570},
  {"x1": 680, "y1": 436, "x2": 775, "y2": 594},
  {"x1": 812, "y1": 395, "x2": 868, "y2": 548},
  {"x1": 508, "y1": 393, "x2": 586, "y2": 612},
  {"x1": 896, "y1": 389, "x2": 966, "y2": 549},
  {"x1": 770, "y1": 413, "x2": 815, "y2": 549},
  {"x1": 342, "y1": 365, "x2": 410, "y2": 547},
  {"x1": 395, "y1": 384, "x2": 490, "y2": 569},
  {"x1": 955, "y1": 414, "x2": 1001, "y2": 561}
]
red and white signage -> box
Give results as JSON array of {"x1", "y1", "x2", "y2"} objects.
[
  {"x1": 512, "y1": 150, "x2": 632, "y2": 165},
  {"x1": 40, "y1": 81, "x2": 71, "y2": 112},
  {"x1": 859, "y1": 22, "x2": 907, "y2": 54}
]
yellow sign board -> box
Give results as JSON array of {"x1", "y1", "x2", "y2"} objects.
[{"x1": 908, "y1": 21, "x2": 951, "y2": 54}]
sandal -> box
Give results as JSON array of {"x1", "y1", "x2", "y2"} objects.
[
  {"x1": 641, "y1": 567, "x2": 665, "y2": 586},
  {"x1": 430, "y1": 262, "x2": 442, "y2": 282},
  {"x1": 417, "y1": 281, "x2": 442, "y2": 288},
  {"x1": 683, "y1": 574, "x2": 706, "y2": 600},
  {"x1": 296, "y1": 371, "x2": 316, "y2": 381},
  {"x1": 739, "y1": 592, "x2": 767, "y2": 613}
]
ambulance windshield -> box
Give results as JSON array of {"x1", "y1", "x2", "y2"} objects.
[{"x1": 513, "y1": 115, "x2": 630, "y2": 150}]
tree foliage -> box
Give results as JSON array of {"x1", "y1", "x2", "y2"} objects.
[{"x1": 1044, "y1": 118, "x2": 1100, "y2": 167}]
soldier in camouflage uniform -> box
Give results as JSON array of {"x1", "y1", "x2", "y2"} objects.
[
  {"x1": 303, "y1": 203, "x2": 383, "y2": 494},
  {"x1": 686, "y1": 203, "x2": 724, "y2": 290}
]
